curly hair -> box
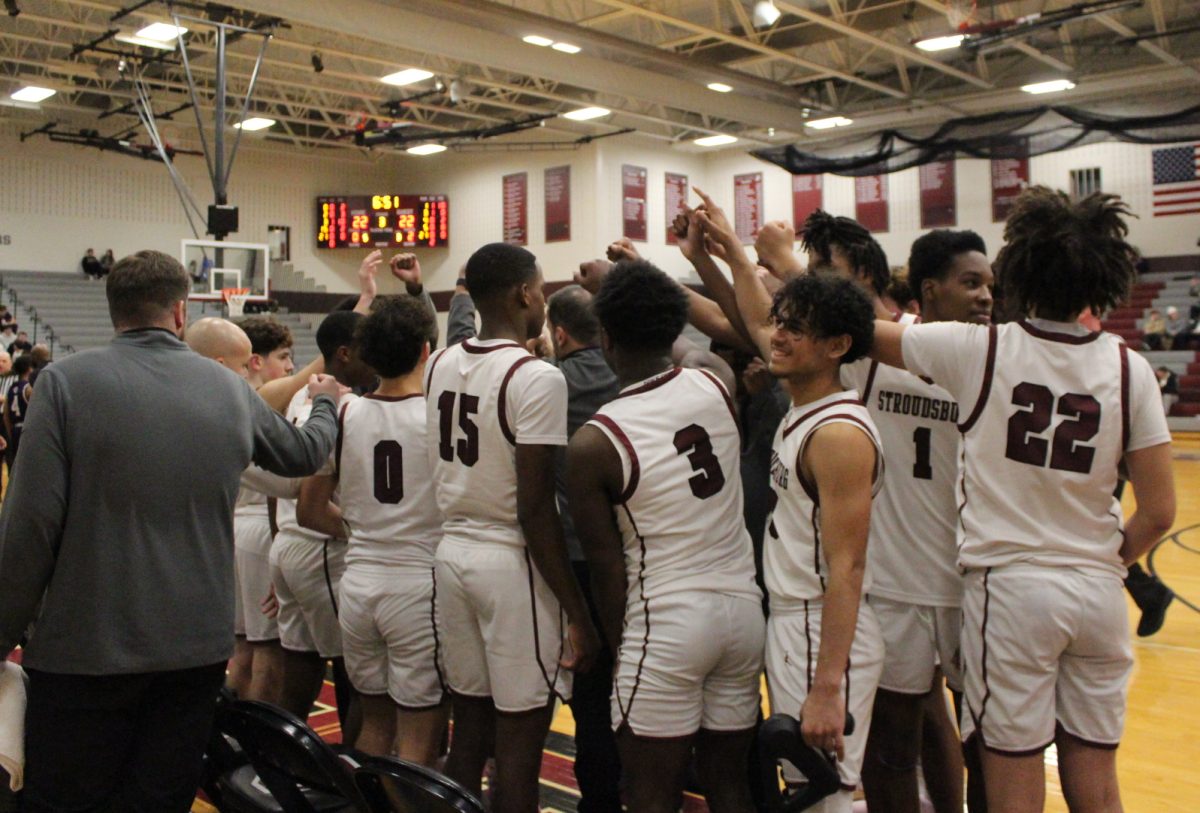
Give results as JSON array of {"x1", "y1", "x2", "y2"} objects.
[
  {"x1": 906, "y1": 229, "x2": 987, "y2": 304},
  {"x1": 591, "y1": 259, "x2": 688, "y2": 352},
  {"x1": 354, "y1": 296, "x2": 436, "y2": 378},
  {"x1": 996, "y1": 186, "x2": 1134, "y2": 320},
  {"x1": 770, "y1": 271, "x2": 875, "y2": 365},
  {"x1": 237, "y1": 316, "x2": 293, "y2": 356},
  {"x1": 465, "y1": 242, "x2": 538, "y2": 305},
  {"x1": 800, "y1": 209, "x2": 890, "y2": 297},
  {"x1": 886, "y1": 268, "x2": 917, "y2": 313}
]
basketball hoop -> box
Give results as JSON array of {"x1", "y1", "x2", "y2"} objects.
[
  {"x1": 945, "y1": 0, "x2": 977, "y2": 30},
  {"x1": 222, "y1": 287, "x2": 251, "y2": 318}
]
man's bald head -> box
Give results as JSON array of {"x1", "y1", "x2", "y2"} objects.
[
  {"x1": 30, "y1": 344, "x2": 51, "y2": 370},
  {"x1": 186, "y1": 317, "x2": 252, "y2": 379}
]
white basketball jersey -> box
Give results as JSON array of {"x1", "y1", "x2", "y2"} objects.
[
  {"x1": 843, "y1": 313, "x2": 962, "y2": 606},
  {"x1": 424, "y1": 338, "x2": 568, "y2": 548},
  {"x1": 275, "y1": 387, "x2": 356, "y2": 539},
  {"x1": 334, "y1": 395, "x2": 443, "y2": 570},
  {"x1": 587, "y1": 367, "x2": 761, "y2": 603},
  {"x1": 764, "y1": 390, "x2": 884, "y2": 604},
  {"x1": 902, "y1": 318, "x2": 1171, "y2": 577},
  {"x1": 234, "y1": 483, "x2": 268, "y2": 521}
]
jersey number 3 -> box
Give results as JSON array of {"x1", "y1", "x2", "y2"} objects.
[
  {"x1": 674, "y1": 424, "x2": 725, "y2": 499},
  {"x1": 1004, "y1": 383, "x2": 1100, "y2": 474},
  {"x1": 437, "y1": 391, "x2": 480, "y2": 466}
]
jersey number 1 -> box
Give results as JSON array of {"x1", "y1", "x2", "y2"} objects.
[
  {"x1": 1004, "y1": 383, "x2": 1100, "y2": 474},
  {"x1": 674, "y1": 424, "x2": 725, "y2": 499},
  {"x1": 437, "y1": 391, "x2": 480, "y2": 466}
]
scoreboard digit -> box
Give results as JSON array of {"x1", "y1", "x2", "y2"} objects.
[{"x1": 316, "y1": 194, "x2": 449, "y2": 248}]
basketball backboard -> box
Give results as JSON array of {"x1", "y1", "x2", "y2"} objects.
[{"x1": 181, "y1": 239, "x2": 270, "y2": 301}]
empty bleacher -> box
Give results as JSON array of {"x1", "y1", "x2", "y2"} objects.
[{"x1": 0, "y1": 270, "x2": 321, "y2": 365}]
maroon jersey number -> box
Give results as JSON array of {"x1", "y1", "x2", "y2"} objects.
[
  {"x1": 1005, "y1": 383, "x2": 1100, "y2": 474},
  {"x1": 673, "y1": 423, "x2": 725, "y2": 499},
  {"x1": 436, "y1": 391, "x2": 480, "y2": 466},
  {"x1": 373, "y1": 440, "x2": 404, "y2": 503}
]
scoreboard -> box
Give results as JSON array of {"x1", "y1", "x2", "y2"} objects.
[{"x1": 317, "y1": 194, "x2": 449, "y2": 248}]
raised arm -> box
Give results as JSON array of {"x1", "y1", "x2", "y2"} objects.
[
  {"x1": 565, "y1": 425, "x2": 627, "y2": 654},
  {"x1": 801, "y1": 423, "x2": 877, "y2": 760},
  {"x1": 675, "y1": 209, "x2": 757, "y2": 353},
  {"x1": 250, "y1": 376, "x2": 339, "y2": 476},
  {"x1": 390, "y1": 253, "x2": 440, "y2": 348},
  {"x1": 868, "y1": 319, "x2": 908, "y2": 371}
]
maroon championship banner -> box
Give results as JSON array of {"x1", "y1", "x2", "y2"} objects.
[
  {"x1": 665, "y1": 172, "x2": 689, "y2": 244},
  {"x1": 734, "y1": 172, "x2": 763, "y2": 244},
  {"x1": 991, "y1": 144, "x2": 1029, "y2": 222},
  {"x1": 919, "y1": 160, "x2": 956, "y2": 228},
  {"x1": 502, "y1": 172, "x2": 527, "y2": 246},
  {"x1": 792, "y1": 174, "x2": 823, "y2": 229},
  {"x1": 622, "y1": 164, "x2": 648, "y2": 242},
  {"x1": 544, "y1": 165, "x2": 571, "y2": 243},
  {"x1": 855, "y1": 173, "x2": 889, "y2": 233}
]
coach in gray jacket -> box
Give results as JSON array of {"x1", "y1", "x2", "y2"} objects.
[{"x1": 0, "y1": 250, "x2": 341, "y2": 812}]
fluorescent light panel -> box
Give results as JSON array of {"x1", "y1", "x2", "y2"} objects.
[
  {"x1": 10, "y1": 86, "x2": 56, "y2": 103},
  {"x1": 805, "y1": 116, "x2": 853, "y2": 129},
  {"x1": 523, "y1": 35, "x2": 553, "y2": 46},
  {"x1": 380, "y1": 68, "x2": 434, "y2": 86},
  {"x1": 233, "y1": 117, "x2": 275, "y2": 131},
  {"x1": 707, "y1": 82, "x2": 733, "y2": 93},
  {"x1": 114, "y1": 32, "x2": 177, "y2": 50},
  {"x1": 753, "y1": 1, "x2": 781, "y2": 27},
  {"x1": 407, "y1": 143, "x2": 447, "y2": 155},
  {"x1": 551, "y1": 42, "x2": 581, "y2": 54},
  {"x1": 1021, "y1": 79, "x2": 1075, "y2": 94},
  {"x1": 915, "y1": 34, "x2": 965, "y2": 52},
  {"x1": 563, "y1": 106, "x2": 610, "y2": 121},
  {"x1": 135, "y1": 22, "x2": 187, "y2": 41},
  {"x1": 694, "y1": 134, "x2": 738, "y2": 147}
]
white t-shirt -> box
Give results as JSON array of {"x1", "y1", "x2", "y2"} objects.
[
  {"x1": 333, "y1": 394, "x2": 443, "y2": 571},
  {"x1": 587, "y1": 367, "x2": 761, "y2": 603},
  {"x1": 901, "y1": 318, "x2": 1171, "y2": 577},
  {"x1": 424, "y1": 338, "x2": 567, "y2": 548},
  {"x1": 764, "y1": 390, "x2": 884, "y2": 605}
]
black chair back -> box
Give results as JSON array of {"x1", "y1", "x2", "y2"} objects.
[
  {"x1": 353, "y1": 755, "x2": 484, "y2": 813},
  {"x1": 217, "y1": 699, "x2": 369, "y2": 813},
  {"x1": 757, "y1": 713, "x2": 849, "y2": 812}
]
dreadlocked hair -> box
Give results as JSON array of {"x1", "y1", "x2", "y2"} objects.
[
  {"x1": 995, "y1": 186, "x2": 1135, "y2": 321},
  {"x1": 800, "y1": 209, "x2": 890, "y2": 297}
]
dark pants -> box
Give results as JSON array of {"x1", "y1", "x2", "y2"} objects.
[
  {"x1": 568, "y1": 561, "x2": 623, "y2": 813},
  {"x1": 21, "y1": 662, "x2": 226, "y2": 813}
]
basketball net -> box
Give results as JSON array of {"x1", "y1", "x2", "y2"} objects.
[
  {"x1": 222, "y1": 287, "x2": 251, "y2": 318},
  {"x1": 945, "y1": 0, "x2": 977, "y2": 30}
]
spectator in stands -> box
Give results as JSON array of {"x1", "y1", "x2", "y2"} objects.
[
  {"x1": 28, "y1": 344, "x2": 52, "y2": 387},
  {"x1": 0, "y1": 249, "x2": 341, "y2": 813},
  {"x1": 0, "y1": 351, "x2": 12, "y2": 489},
  {"x1": 1157, "y1": 366, "x2": 1179, "y2": 415},
  {"x1": 100, "y1": 249, "x2": 115, "y2": 278},
  {"x1": 81, "y1": 248, "x2": 104, "y2": 280},
  {"x1": 0, "y1": 305, "x2": 14, "y2": 333},
  {"x1": 1142, "y1": 308, "x2": 1167, "y2": 350},
  {"x1": 7, "y1": 331, "x2": 31, "y2": 358},
  {"x1": 1166, "y1": 306, "x2": 1189, "y2": 350},
  {"x1": 0, "y1": 325, "x2": 15, "y2": 350},
  {"x1": 1189, "y1": 275, "x2": 1200, "y2": 298}
]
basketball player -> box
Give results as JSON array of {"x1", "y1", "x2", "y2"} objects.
[
  {"x1": 296, "y1": 296, "x2": 447, "y2": 763},
  {"x1": 868, "y1": 187, "x2": 1175, "y2": 813},
  {"x1": 425, "y1": 242, "x2": 597, "y2": 813},
  {"x1": 2, "y1": 355, "x2": 32, "y2": 471},
  {"x1": 567, "y1": 260, "x2": 764, "y2": 813},
  {"x1": 698, "y1": 200, "x2": 884, "y2": 813},
  {"x1": 276, "y1": 311, "x2": 375, "y2": 731},
  {"x1": 849, "y1": 229, "x2": 993, "y2": 813}
]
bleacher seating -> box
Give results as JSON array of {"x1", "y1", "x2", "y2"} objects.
[{"x1": 0, "y1": 271, "x2": 321, "y2": 364}]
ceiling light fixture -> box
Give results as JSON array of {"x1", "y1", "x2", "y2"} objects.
[
  {"x1": 522, "y1": 35, "x2": 553, "y2": 47},
  {"x1": 380, "y1": 68, "x2": 434, "y2": 86},
  {"x1": 805, "y1": 116, "x2": 853, "y2": 129},
  {"x1": 10, "y1": 86, "x2": 56, "y2": 103},
  {"x1": 233, "y1": 117, "x2": 275, "y2": 131},
  {"x1": 134, "y1": 22, "x2": 188, "y2": 41},
  {"x1": 707, "y1": 82, "x2": 733, "y2": 93},
  {"x1": 694, "y1": 134, "x2": 738, "y2": 147},
  {"x1": 752, "y1": 1, "x2": 782, "y2": 27},
  {"x1": 562, "y1": 106, "x2": 610, "y2": 121},
  {"x1": 914, "y1": 34, "x2": 965, "y2": 51},
  {"x1": 551, "y1": 42, "x2": 582, "y2": 54},
  {"x1": 407, "y1": 143, "x2": 447, "y2": 155},
  {"x1": 1021, "y1": 78, "x2": 1075, "y2": 94},
  {"x1": 113, "y1": 31, "x2": 178, "y2": 50}
]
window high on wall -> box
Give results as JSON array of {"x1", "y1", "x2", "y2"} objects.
[{"x1": 1070, "y1": 167, "x2": 1102, "y2": 199}]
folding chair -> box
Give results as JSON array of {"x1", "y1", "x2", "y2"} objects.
[
  {"x1": 213, "y1": 699, "x2": 369, "y2": 813},
  {"x1": 353, "y1": 755, "x2": 484, "y2": 813},
  {"x1": 757, "y1": 713, "x2": 854, "y2": 813}
]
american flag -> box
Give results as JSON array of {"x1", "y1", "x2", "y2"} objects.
[{"x1": 1152, "y1": 144, "x2": 1200, "y2": 217}]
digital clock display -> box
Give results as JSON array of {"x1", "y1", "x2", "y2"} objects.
[{"x1": 317, "y1": 194, "x2": 449, "y2": 248}]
